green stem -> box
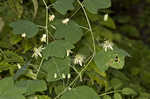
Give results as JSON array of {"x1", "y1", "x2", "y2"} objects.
[
  {"x1": 36, "y1": 58, "x2": 44, "y2": 78},
  {"x1": 77, "y1": 0, "x2": 95, "y2": 54},
  {"x1": 99, "y1": 90, "x2": 122, "y2": 96},
  {"x1": 54, "y1": 1, "x2": 96, "y2": 98}
]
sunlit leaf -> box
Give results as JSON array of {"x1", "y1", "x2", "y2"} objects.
[
  {"x1": 94, "y1": 46, "x2": 128, "y2": 72},
  {"x1": 122, "y1": 88, "x2": 137, "y2": 95},
  {"x1": 114, "y1": 93, "x2": 122, "y2": 99}
]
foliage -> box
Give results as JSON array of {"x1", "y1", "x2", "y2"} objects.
[{"x1": 0, "y1": 0, "x2": 150, "y2": 99}]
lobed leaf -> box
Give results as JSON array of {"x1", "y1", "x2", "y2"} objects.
[
  {"x1": 60, "y1": 86, "x2": 100, "y2": 99},
  {"x1": 16, "y1": 79, "x2": 47, "y2": 95},
  {"x1": 94, "y1": 46, "x2": 128, "y2": 72},
  {"x1": 0, "y1": 77, "x2": 25, "y2": 99},
  {"x1": 41, "y1": 57, "x2": 71, "y2": 82},
  {"x1": 53, "y1": 0, "x2": 75, "y2": 15},
  {"x1": 53, "y1": 20, "x2": 83, "y2": 44},
  {"x1": 42, "y1": 40, "x2": 74, "y2": 59},
  {"x1": 9, "y1": 20, "x2": 39, "y2": 38},
  {"x1": 84, "y1": 0, "x2": 111, "y2": 14}
]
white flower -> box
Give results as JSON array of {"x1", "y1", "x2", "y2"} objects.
[
  {"x1": 62, "y1": 18, "x2": 69, "y2": 24},
  {"x1": 54, "y1": 73, "x2": 57, "y2": 78},
  {"x1": 74, "y1": 54, "x2": 85, "y2": 66},
  {"x1": 21, "y1": 33, "x2": 26, "y2": 38},
  {"x1": 32, "y1": 46, "x2": 44, "y2": 59},
  {"x1": 104, "y1": 14, "x2": 109, "y2": 21},
  {"x1": 67, "y1": 73, "x2": 71, "y2": 79},
  {"x1": 40, "y1": 34, "x2": 47, "y2": 43},
  {"x1": 102, "y1": 40, "x2": 113, "y2": 52},
  {"x1": 49, "y1": 14, "x2": 55, "y2": 22},
  {"x1": 66, "y1": 50, "x2": 72, "y2": 56},
  {"x1": 62, "y1": 73, "x2": 66, "y2": 79},
  {"x1": 17, "y1": 63, "x2": 21, "y2": 69}
]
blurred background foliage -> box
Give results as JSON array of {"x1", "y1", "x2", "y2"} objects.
[{"x1": 0, "y1": 0, "x2": 150, "y2": 99}]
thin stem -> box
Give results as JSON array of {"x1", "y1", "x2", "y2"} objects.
[
  {"x1": 36, "y1": 58, "x2": 44, "y2": 78},
  {"x1": 42, "y1": 0, "x2": 49, "y2": 44},
  {"x1": 77, "y1": 0, "x2": 96, "y2": 54},
  {"x1": 54, "y1": 55, "x2": 93, "y2": 99},
  {"x1": 54, "y1": 1, "x2": 96, "y2": 98},
  {"x1": 79, "y1": 25, "x2": 90, "y2": 31},
  {"x1": 99, "y1": 90, "x2": 122, "y2": 96},
  {"x1": 42, "y1": 0, "x2": 48, "y2": 8},
  {"x1": 70, "y1": 7, "x2": 81, "y2": 19}
]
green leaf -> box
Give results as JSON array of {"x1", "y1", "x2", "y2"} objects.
[
  {"x1": 16, "y1": 80, "x2": 47, "y2": 95},
  {"x1": 3, "y1": 50, "x2": 24, "y2": 63},
  {"x1": 0, "y1": 77, "x2": 25, "y2": 99},
  {"x1": 9, "y1": 20, "x2": 39, "y2": 38},
  {"x1": 84, "y1": 0, "x2": 111, "y2": 14},
  {"x1": 114, "y1": 93, "x2": 122, "y2": 99},
  {"x1": 53, "y1": 0, "x2": 75, "y2": 15},
  {"x1": 94, "y1": 46, "x2": 128, "y2": 72},
  {"x1": 60, "y1": 86, "x2": 100, "y2": 99},
  {"x1": 110, "y1": 78, "x2": 123, "y2": 89},
  {"x1": 122, "y1": 88, "x2": 137, "y2": 95},
  {"x1": 53, "y1": 20, "x2": 83, "y2": 44},
  {"x1": 43, "y1": 40, "x2": 74, "y2": 59},
  {"x1": 41, "y1": 57, "x2": 71, "y2": 82},
  {"x1": 103, "y1": 95, "x2": 111, "y2": 99}
]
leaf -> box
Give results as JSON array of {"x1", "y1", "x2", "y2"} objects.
[
  {"x1": 9, "y1": 20, "x2": 39, "y2": 38},
  {"x1": 43, "y1": 40, "x2": 74, "y2": 59},
  {"x1": 41, "y1": 57, "x2": 71, "y2": 82},
  {"x1": 53, "y1": 20, "x2": 83, "y2": 44},
  {"x1": 0, "y1": 61, "x2": 16, "y2": 72},
  {"x1": 114, "y1": 93, "x2": 122, "y2": 99},
  {"x1": 122, "y1": 88, "x2": 137, "y2": 95},
  {"x1": 0, "y1": 77, "x2": 25, "y2": 99},
  {"x1": 16, "y1": 80, "x2": 47, "y2": 95},
  {"x1": 94, "y1": 46, "x2": 128, "y2": 72},
  {"x1": 3, "y1": 50, "x2": 24, "y2": 63},
  {"x1": 103, "y1": 95, "x2": 111, "y2": 99},
  {"x1": 110, "y1": 78, "x2": 123, "y2": 89},
  {"x1": 84, "y1": 0, "x2": 111, "y2": 14},
  {"x1": 53, "y1": 0, "x2": 75, "y2": 15},
  {"x1": 60, "y1": 86, "x2": 100, "y2": 99}
]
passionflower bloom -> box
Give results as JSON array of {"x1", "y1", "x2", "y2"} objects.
[
  {"x1": 102, "y1": 40, "x2": 113, "y2": 52},
  {"x1": 62, "y1": 18, "x2": 69, "y2": 24},
  {"x1": 32, "y1": 46, "x2": 44, "y2": 59},
  {"x1": 49, "y1": 14, "x2": 55, "y2": 22},
  {"x1": 40, "y1": 34, "x2": 47, "y2": 43},
  {"x1": 74, "y1": 54, "x2": 85, "y2": 66}
]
